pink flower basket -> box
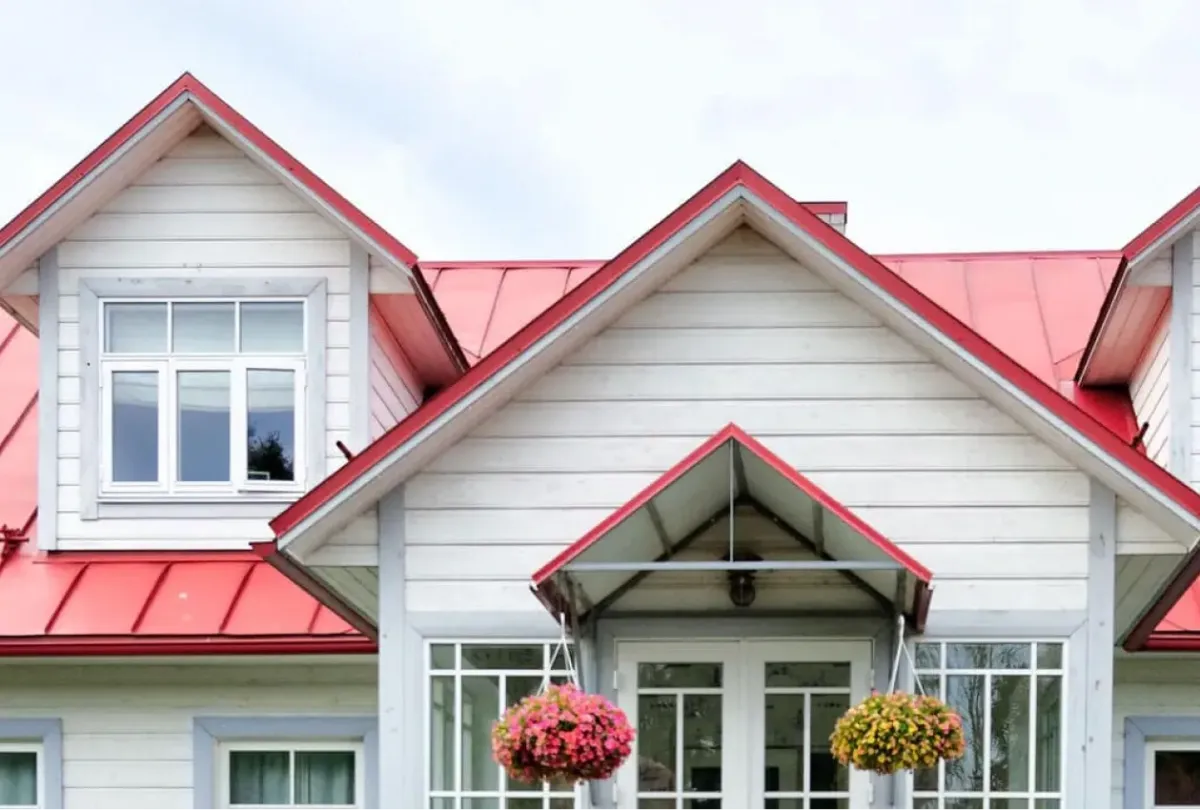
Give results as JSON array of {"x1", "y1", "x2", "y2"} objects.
[{"x1": 491, "y1": 683, "x2": 636, "y2": 783}]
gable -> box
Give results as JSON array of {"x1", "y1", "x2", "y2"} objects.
[{"x1": 403, "y1": 228, "x2": 1101, "y2": 616}]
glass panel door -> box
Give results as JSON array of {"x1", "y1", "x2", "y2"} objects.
[
  {"x1": 746, "y1": 641, "x2": 872, "y2": 810},
  {"x1": 617, "y1": 643, "x2": 744, "y2": 809}
]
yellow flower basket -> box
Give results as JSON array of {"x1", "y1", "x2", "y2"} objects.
[{"x1": 829, "y1": 691, "x2": 966, "y2": 775}]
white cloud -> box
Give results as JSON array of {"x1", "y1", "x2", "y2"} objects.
[{"x1": 1, "y1": 0, "x2": 1199, "y2": 257}]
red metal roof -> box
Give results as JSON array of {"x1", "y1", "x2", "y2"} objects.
[{"x1": 532, "y1": 424, "x2": 933, "y2": 630}]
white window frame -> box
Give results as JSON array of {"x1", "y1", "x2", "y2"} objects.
[
  {"x1": 1145, "y1": 739, "x2": 1200, "y2": 809},
  {"x1": 0, "y1": 742, "x2": 43, "y2": 810},
  {"x1": 909, "y1": 639, "x2": 1068, "y2": 810},
  {"x1": 216, "y1": 739, "x2": 363, "y2": 809},
  {"x1": 425, "y1": 640, "x2": 582, "y2": 809},
  {"x1": 98, "y1": 298, "x2": 307, "y2": 498}
]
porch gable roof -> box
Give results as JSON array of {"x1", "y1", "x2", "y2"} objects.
[{"x1": 530, "y1": 424, "x2": 934, "y2": 629}]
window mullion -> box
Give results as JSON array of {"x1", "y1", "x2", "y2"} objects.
[{"x1": 163, "y1": 358, "x2": 174, "y2": 492}]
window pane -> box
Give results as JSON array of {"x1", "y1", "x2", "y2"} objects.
[
  {"x1": 1036, "y1": 643, "x2": 1063, "y2": 669},
  {"x1": 429, "y1": 644, "x2": 455, "y2": 669},
  {"x1": 111, "y1": 370, "x2": 159, "y2": 482},
  {"x1": 172, "y1": 302, "x2": 235, "y2": 353},
  {"x1": 461, "y1": 645, "x2": 543, "y2": 671},
  {"x1": 0, "y1": 751, "x2": 36, "y2": 806},
  {"x1": 1154, "y1": 750, "x2": 1200, "y2": 805},
  {"x1": 765, "y1": 661, "x2": 849, "y2": 688},
  {"x1": 637, "y1": 694, "x2": 677, "y2": 792},
  {"x1": 247, "y1": 369, "x2": 296, "y2": 482},
  {"x1": 104, "y1": 302, "x2": 166, "y2": 353},
  {"x1": 294, "y1": 751, "x2": 355, "y2": 805},
  {"x1": 915, "y1": 643, "x2": 941, "y2": 669},
  {"x1": 229, "y1": 750, "x2": 289, "y2": 805},
  {"x1": 990, "y1": 675, "x2": 1031, "y2": 791},
  {"x1": 638, "y1": 663, "x2": 723, "y2": 689},
  {"x1": 178, "y1": 371, "x2": 231, "y2": 482},
  {"x1": 1035, "y1": 676, "x2": 1062, "y2": 791},
  {"x1": 430, "y1": 676, "x2": 455, "y2": 792},
  {"x1": 241, "y1": 302, "x2": 304, "y2": 353},
  {"x1": 944, "y1": 674, "x2": 985, "y2": 791},
  {"x1": 946, "y1": 643, "x2": 1031, "y2": 670},
  {"x1": 683, "y1": 694, "x2": 721, "y2": 794},
  {"x1": 461, "y1": 676, "x2": 501, "y2": 792}
]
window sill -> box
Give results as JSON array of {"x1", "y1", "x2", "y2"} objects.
[{"x1": 98, "y1": 491, "x2": 303, "y2": 505}]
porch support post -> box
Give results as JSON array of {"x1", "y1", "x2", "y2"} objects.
[
  {"x1": 378, "y1": 486, "x2": 417, "y2": 809},
  {"x1": 1083, "y1": 478, "x2": 1116, "y2": 808}
]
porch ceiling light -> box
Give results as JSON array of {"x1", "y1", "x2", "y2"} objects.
[{"x1": 726, "y1": 551, "x2": 762, "y2": 608}]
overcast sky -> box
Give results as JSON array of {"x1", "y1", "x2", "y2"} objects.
[{"x1": 0, "y1": 1, "x2": 1196, "y2": 258}]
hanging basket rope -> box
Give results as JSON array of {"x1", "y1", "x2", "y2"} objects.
[
  {"x1": 829, "y1": 615, "x2": 966, "y2": 775},
  {"x1": 491, "y1": 612, "x2": 636, "y2": 784}
]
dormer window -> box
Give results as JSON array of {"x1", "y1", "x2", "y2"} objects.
[{"x1": 98, "y1": 299, "x2": 307, "y2": 496}]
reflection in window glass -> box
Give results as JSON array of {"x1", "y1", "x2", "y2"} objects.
[
  {"x1": 913, "y1": 641, "x2": 1063, "y2": 808},
  {"x1": 111, "y1": 370, "x2": 159, "y2": 482},
  {"x1": 246, "y1": 369, "x2": 295, "y2": 482},
  {"x1": 229, "y1": 750, "x2": 290, "y2": 805},
  {"x1": 1154, "y1": 749, "x2": 1200, "y2": 806},
  {"x1": 0, "y1": 750, "x2": 37, "y2": 807},
  {"x1": 426, "y1": 643, "x2": 578, "y2": 809},
  {"x1": 241, "y1": 302, "x2": 305, "y2": 353},
  {"x1": 178, "y1": 371, "x2": 231, "y2": 482},
  {"x1": 104, "y1": 302, "x2": 167, "y2": 353},
  {"x1": 173, "y1": 302, "x2": 235, "y2": 353}
]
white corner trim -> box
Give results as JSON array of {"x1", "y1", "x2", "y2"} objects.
[
  {"x1": 349, "y1": 244, "x2": 370, "y2": 450},
  {"x1": 1084, "y1": 478, "x2": 1116, "y2": 808},
  {"x1": 36, "y1": 249, "x2": 59, "y2": 549},
  {"x1": 1170, "y1": 233, "x2": 1194, "y2": 481},
  {"x1": 746, "y1": 190, "x2": 1200, "y2": 537},
  {"x1": 276, "y1": 186, "x2": 746, "y2": 553}
]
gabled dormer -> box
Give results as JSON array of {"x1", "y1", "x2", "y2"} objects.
[
  {"x1": 0, "y1": 73, "x2": 465, "y2": 552},
  {"x1": 1078, "y1": 185, "x2": 1200, "y2": 484}
]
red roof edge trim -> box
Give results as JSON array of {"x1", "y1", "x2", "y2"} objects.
[
  {"x1": 1142, "y1": 635, "x2": 1200, "y2": 652},
  {"x1": 0, "y1": 636, "x2": 377, "y2": 657},
  {"x1": 270, "y1": 159, "x2": 758, "y2": 539},
  {"x1": 1124, "y1": 552, "x2": 1200, "y2": 651},
  {"x1": 251, "y1": 542, "x2": 378, "y2": 640},
  {"x1": 1123, "y1": 184, "x2": 1200, "y2": 259},
  {"x1": 531, "y1": 423, "x2": 933, "y2": 587}
]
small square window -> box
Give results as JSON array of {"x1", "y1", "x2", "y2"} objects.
[{"x1": 99, "y1": 299, "x2": 307, "y2": 496}]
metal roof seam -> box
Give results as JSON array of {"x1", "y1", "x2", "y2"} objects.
[
  {"x1": 218, "y1": 563, "x2": 257, "y2": 634},
  {"x1": 43, "y1": 563, "x2": 89, "y2": 635},
  {"x1": 130, "y1": 562, "x2": 173, "y2": 634}
]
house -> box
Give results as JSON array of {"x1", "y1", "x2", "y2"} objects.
[{"x1": 2, "y1": 72, "x2": 1200, "y2": 810}]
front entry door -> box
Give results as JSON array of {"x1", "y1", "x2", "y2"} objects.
[{"x1": 616, "y1": 640, "x2": 872, "y2": 809}]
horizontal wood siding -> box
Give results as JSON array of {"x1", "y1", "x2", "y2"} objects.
[
  {"x1": 1113, "y1": 657, "x2": 1200, "y2": 807},
  {"x1": 1130, "y1": 312, "x2": 1170, "y2": 468},
  {"x1": 0, "y1": 661, "x2": 375, "y2": 809},
  {"x1": 368, "y1": 303, "x2": 421, "y2": 440},
  {"x1": 55, "y1": 128, "x2": 355, "y2": 550},
  {"x1": 404, "y1": 227, "x2": 1097, "y2": 617}
]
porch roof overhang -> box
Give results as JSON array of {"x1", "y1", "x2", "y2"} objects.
[{"x1": 530, "y1": 424, "x2": 934, "y2": 629}]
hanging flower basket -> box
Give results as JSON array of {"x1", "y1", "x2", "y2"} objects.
[
  {"x1": 830, "y1": 690, "x2": 966, "y2": 775},
  {"x1": 491, "y1": 682, "x2": 636, "y2": 784}
]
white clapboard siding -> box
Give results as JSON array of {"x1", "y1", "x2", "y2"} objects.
[
  {"x1": 54, "y1": 128, "x2": 356, "y2": 551},
  {"x1": 0, "y1": 661, "x2": 375, "y2": 809},
  {"x1": 1130, "y1": 313, "x2": 1170, "y2": 469},
  {"x1": 1113, "y1": 657, "x2": 1200, "y2": 807},
  {"x1": 368, "y1": 306, "x2": 421, "y2": 441},
  {"x1": 404, "y1": 227, "x2": 1117, "y2": 617}
]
